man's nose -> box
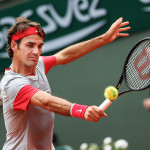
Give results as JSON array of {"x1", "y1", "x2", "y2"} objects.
[{"x1": 32, "y1": 47, "x2": 39, "y2": 54}]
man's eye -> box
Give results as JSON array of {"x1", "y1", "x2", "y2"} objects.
[{"x1": 27, "y1": 45, "x2": 34, "y2": 48}]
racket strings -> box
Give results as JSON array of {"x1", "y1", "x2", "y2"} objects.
[{"x1": 125, "y1": 40, "x2": 150, "y2": 90}]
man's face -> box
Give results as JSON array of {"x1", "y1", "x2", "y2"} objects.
[{"x1": 14, "y1": 34, "x2": 44, "y2": 68}]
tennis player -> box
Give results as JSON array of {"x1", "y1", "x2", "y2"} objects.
[{"x1": 0, "y1": 17, "x2": 130, "y2": 150}]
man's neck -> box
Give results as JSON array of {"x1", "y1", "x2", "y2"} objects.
[{"x1": 11, "y1": 61, "x2": 36, "y2": 76}]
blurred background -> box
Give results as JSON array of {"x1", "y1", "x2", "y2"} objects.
[{"x1": 0, "y1": 0, "x2": 150, "y2": 150}]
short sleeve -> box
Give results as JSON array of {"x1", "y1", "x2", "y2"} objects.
[
  {"x1": 2, "y1": 76, "x2": 38, "y2": 111},
  {"x1": 13, "y1": 85, "x2": 39, "y2": 111},
  {"x1": 41, "y1": 56, "x2": 56, "y2": 74}
]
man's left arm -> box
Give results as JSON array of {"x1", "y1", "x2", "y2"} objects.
[{"x1": 53, "y1": 17, "x2": 130, "y2": 66}]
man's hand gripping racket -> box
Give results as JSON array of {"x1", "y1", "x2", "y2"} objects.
[{"x1": 99, "y1": 38, "x2": 150, "y2": 111}]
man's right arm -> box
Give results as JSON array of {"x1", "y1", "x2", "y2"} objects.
[
  {"x1": 30, "y1": 90, "x2": 107, "y2": 122},
  {"x1": 30, "y1": 90, "x2": 73, "y2": 116}
]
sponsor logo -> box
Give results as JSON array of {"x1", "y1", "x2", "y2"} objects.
[
  {"x1": 0, "y1": 0, "x2": 107, "y2": 58},
  {"x1": 75, "y1": 110, "x2": 82, "y2": 113},
  {"x1": 134, "y1": 48, "x2": 150, "y2": 80}
]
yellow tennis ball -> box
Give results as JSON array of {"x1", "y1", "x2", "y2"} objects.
[{"x1": 104, "y1": 86, "x2": 118, "y2": 100}]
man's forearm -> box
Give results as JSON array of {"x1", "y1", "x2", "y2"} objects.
[
  {"x1": 54, "y1": 33, "x2": 107, "y2": 65},
  {"x1": 31, "y1": 90, "x2": 73, "y2": 116}
]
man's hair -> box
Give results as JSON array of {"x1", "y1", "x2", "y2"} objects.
[{"x1": 7, "y1": 17, "x2": 46, "y2": 58}]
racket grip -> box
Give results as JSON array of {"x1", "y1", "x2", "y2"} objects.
[{"x1": 99, "y1": 99, "x2": 113, "y2": 111}]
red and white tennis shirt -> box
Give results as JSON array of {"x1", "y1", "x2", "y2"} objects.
[{"x1": 0, "y1": 56, "x2": 56, "y2": 150}]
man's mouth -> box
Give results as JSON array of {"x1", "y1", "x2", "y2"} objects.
[{"x1": 29, "y1": 57, "x2": 38, "y2": 61}]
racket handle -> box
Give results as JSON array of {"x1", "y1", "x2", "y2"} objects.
[{"x1": 99, "y1": 99, "x2": 113, "y2": 111}]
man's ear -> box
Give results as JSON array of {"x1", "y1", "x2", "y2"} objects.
[{"x1": 11, "y1": 40, "x2": 17, "y2": 52}]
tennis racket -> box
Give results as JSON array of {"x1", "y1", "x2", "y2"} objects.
[{"x1": 99, "y1": 37, "x2": 150, "y2": 111}]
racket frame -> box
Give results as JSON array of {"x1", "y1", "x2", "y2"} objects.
[{"x1": 99, "y1": 37, "x2": 150, "y2": 111}]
